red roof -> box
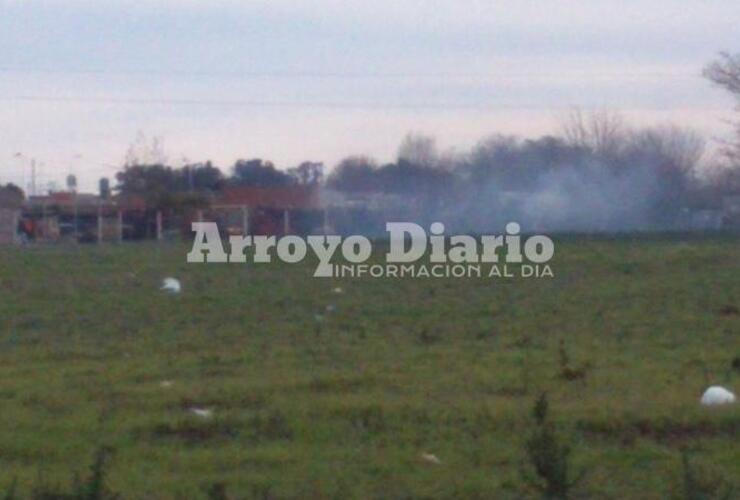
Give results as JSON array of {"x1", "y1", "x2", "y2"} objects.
[
  {"x1": 216, "y1": 186, "x2": 320, "y2": 210},
  {"x1": 28, "y1": 192, "x2": 103, "y2": 207}
]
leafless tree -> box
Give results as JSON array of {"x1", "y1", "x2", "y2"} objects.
[
  {"x1": 397, "y1": 132, "x2": 438, "y2": 168},
  {"x1": 124, "y1": 132, "x2": 168, "y2": 167},
  {"x1": 704, "y1": 52, "x2": 740, "y2": 163},
  {"x1": 629, "y1": 126, "x2": 705, "y2": 175},
  {"x1": 561, "y1": 108, "x2": 627, "y2": 159},
  {"x1": 705, "y1": 52, "x2": 740, "y2": 96}
]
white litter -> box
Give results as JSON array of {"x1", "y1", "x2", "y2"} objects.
[
  {"x1": 161, "y1": 277, "x2": 181, "y2": 293},
  {"x1": 189, "y1": 407, "x2": 214, "y2": 419},
  {"x1": 700, "y1": 386, "x2": 736, "y2": 406},
  {"x1": 332, "y1": 287, "x2": 343, "y2": 294},
  {"x1": 420, "y1": 452, "x2": 442, "y2": 465},
  {"x1": 159, "y1": 380, "x2": 174, "y2": 389},
  {"x1": 325, "y1": 304, "x2": 336, "y2": 313}
]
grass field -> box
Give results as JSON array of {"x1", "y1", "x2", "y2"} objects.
[{"x1": 0, "y1": 235, "x2": 738, "y2": 499}]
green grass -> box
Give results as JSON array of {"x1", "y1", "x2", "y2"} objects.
[{"x1": 0, "y1": 235, "x2": 738, "y2": 498}]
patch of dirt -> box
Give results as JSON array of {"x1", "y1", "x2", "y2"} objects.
[
  {"x1": 718, "y1": 304, "x2": 740, "y2": 316},
  {"x1": 578, "y1": 417, "x2": 739, "y2": 446},
  {"x1": 147, "y1": 420, "x2": 238, "y2": 443}
]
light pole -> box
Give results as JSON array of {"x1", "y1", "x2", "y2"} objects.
[
  {"x1": 69, "y1": 154, "x2": 81, "y2": 243},
  {"x1": 12, "y1": 153, "x2": 35, "y2": 196}
]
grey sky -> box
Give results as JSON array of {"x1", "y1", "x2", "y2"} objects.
[{"x1": 1, "y1": 0, "x2": 738, "y2": 191}]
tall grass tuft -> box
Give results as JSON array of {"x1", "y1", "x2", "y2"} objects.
[
  {"x1": 2, "y1": 479, "x2": 17, "y2": 500},
  {"x1": 523, "y1": 393, "x2": 584, "y2": 499},
  {"x1": 29, "y1": 447, "x2": 119, "y2": 500},
  {"x1": 677, "y1": 450, "x2": 735, "y2": 500}
]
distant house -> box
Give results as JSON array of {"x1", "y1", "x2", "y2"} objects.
[
  {"x1": 217, "y1": 185, "x2": 320, "y2": 210},
  {"x1": 22, "y1": 191, "x2": 122, "y2": 242},
  {"x1": 211, "y1": 185, "x2": 323, "y2": 236},
  {"x1": 320, "y1": 189, "x2": 416, "y2": 212},
  {"x1": 320, "y1": 189, "x2": 423, "y2": 235}
]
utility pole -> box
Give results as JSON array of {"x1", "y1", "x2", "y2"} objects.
[
  {"x1": 73, "y1": 193, "x2": 79, "y2": 243},
  {"x1": 242, "y1": 206, "x2": 249, "y2": 235},
  {"x1": 156, "y1": 211, "x2": 163, "y2": 241},
  {"x1": 68, "y1": 173, "x2": 78, "y2": 243}
]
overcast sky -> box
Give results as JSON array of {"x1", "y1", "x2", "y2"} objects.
[{"x1": 1, "y1": 0, "x2": 739, "y2": 191}]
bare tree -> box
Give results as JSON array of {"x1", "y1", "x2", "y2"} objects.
[
  {"x1": 704, "y1": 52, "x2": 740, "y2": 162},
  {"x1": 561, "y1": 108, "x2": 627, "y2": 159},
  {"x1": 705, "y1": 52, "x2": 740, "y2": 96},
  {"x1": 397, "y1": 132, "x2": 438, "y2": 168},
  {"x1": 124, "y1": 132, "x2": 168, "y2": 167},
  {"x1": 629, "y1": 126, "x2": 705, "y2": 175}
]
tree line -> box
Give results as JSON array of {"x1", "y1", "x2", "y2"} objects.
[{"x1": 3, "y1": 52, "x2": 739, "y2": 230}]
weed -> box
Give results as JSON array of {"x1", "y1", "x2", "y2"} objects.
[
  {"x1": 30, "y1": 447, "x2": 119, "y2": 500},
  {"x1": 205, "y1": 482, "x2": 229, "y2": 500},
  {"x1": 557, "y1": 340, "x2": 588, "y2": 381},
  {"x1": 248, "y1": 409, "x2": 294, "y2": 442},
  {"x1": 731, "y1": 356, "x2": 740, "y2": 372},
  {"x1": 349, "y1": 405, "x2": 386, "y2": 436},
  {"x1": 676, "y1": 450, "x2": 735, "y2": 500},
  {"x1": 523, "y1": 393, "x2": 584, "y2": 500},
  {"x1": 417, "y1": 327, "x2": 441, "y2": 345},
  {"x1": 2, "y1": 479, "x2": 17, "y2": 500},
  {"x1": 717, "y1": 305, "x2": 739, "y2": 316}
]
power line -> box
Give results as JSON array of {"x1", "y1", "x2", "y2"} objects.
[
  {"x1": 1, "y1": 95, "x2": 723, "y2": 111},
  {"x1": 0, "y1": 95, "x2": 552, "y2": 110},
  {"x1": 0, "y1": 66, "x2": 703, "y2": 81}
]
